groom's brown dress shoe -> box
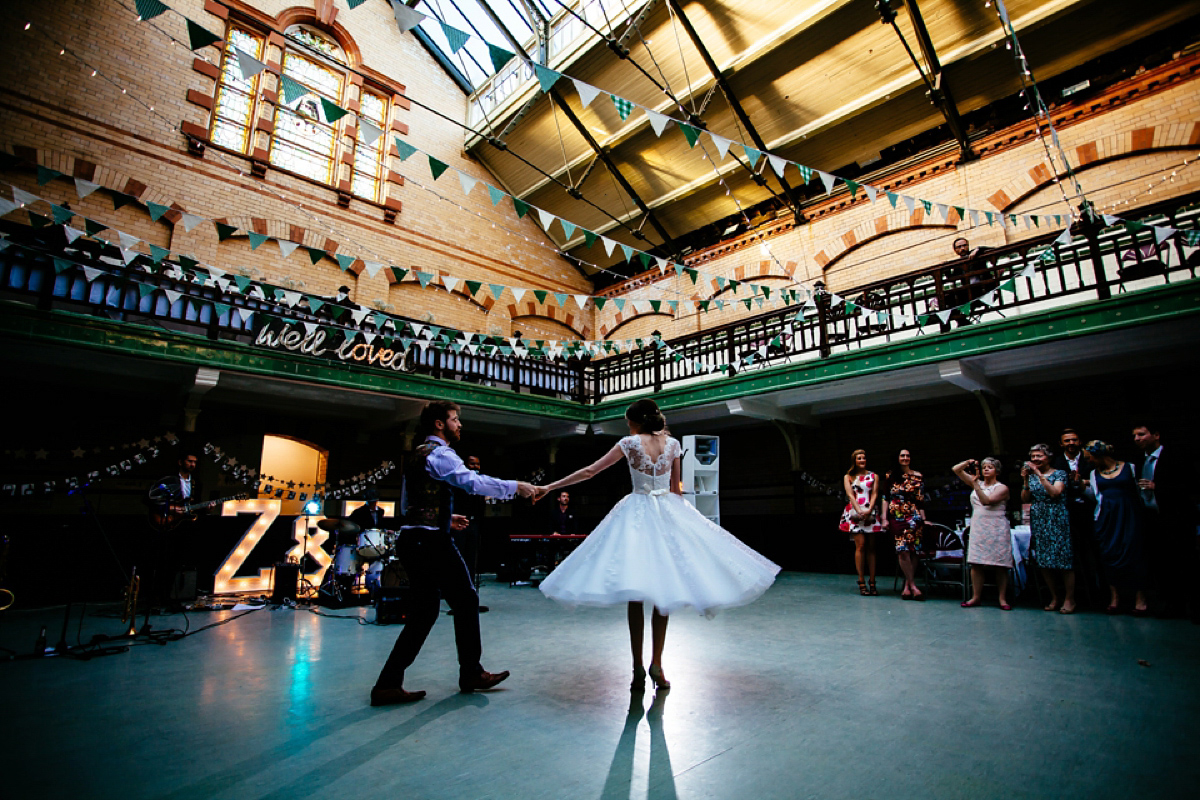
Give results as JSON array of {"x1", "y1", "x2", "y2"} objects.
[
  {"x1": 370, "y1": 686, "x2": 427, "y2": 706},
  {"x1": 459, "y1": 670, "x2": 510, "y2": 693}
]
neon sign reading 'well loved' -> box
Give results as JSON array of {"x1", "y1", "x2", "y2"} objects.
[{"x1": 254, "y1": 323, "x2": 408, "y2": 371}]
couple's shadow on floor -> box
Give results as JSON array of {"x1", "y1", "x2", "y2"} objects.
[{"x1": 601, "y1": 690, "x2": 677, "y2": 800}]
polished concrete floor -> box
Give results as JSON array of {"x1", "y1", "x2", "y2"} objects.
[{"x1": 1, "y1": 572, "x2": 1197, "y2": 800}]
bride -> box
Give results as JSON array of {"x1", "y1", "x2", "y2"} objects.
[{"x1": 535, "y1": 399, "x2": 780, "y2": 692}]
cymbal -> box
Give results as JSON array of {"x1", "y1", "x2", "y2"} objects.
[{"x1": 317, "y1": 517, "x2": 361, "y2": 535}]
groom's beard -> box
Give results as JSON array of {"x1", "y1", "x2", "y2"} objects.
[{"x1": 444, "y1": 428, "x2": 461, "y2": 446}]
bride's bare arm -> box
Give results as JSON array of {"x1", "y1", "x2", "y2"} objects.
[
  {"x1": 541, "y1": 444, "x2": 626, "y2": 494},
  {"x1": 671, "y1": 456, "x2": 682, "y2": 496}
]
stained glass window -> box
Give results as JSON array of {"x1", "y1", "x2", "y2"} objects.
[
  {"x1": 351, "y1": 91, "x2": 387, "y2": 202},
  {"x1": 270, "y1": 51, "x2": 342, "y2": 184},
  {"x1": 209, "y1": 24, "x2": 392, "y2": 201},
  {"x1": 210, "y1": 27, "x2": 264, "y2": 153}
]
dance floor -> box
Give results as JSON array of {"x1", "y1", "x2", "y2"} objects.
[{"x1": 2, "y1": 572, "x2": 1197, "y2": 800}]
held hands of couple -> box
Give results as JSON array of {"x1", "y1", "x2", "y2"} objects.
[{"x1": 515, "y1": 481, "x2": 551, "y2": 502}]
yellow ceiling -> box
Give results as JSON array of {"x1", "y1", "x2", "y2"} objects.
[{"x1": 466, "y1": 0, "x2": 1199, "y2": 279}]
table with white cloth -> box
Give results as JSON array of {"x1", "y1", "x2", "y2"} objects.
[
  {"x1": 1009, "y1": 525, "x2": 1032, "y2": 594},
  {"x1": 951, "y1": 525, "x2": 1033, "y2": 594}
]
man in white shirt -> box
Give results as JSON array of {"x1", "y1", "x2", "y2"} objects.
[
  {"x1": 371, "y1": 401, "x2": 536, "y2": 706},
  {"x1": 1053, "y1": 429, "x2": 1100, "y2": 606}
]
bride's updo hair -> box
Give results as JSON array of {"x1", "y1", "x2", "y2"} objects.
[{"x1": 625, "y1": 398, "x2": 666, "y2": 433}]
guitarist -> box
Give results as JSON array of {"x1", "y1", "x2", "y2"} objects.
[
  {"x1": 149, "y1": 452, "x2": 201, "y2": 529},
  {"x1": 145, "y1": 451, "x2": 203, "y2": 612}
]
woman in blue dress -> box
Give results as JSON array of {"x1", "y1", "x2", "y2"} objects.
[
  {"x1": 1082, "y1": 440, "x2": 1149, "y2": 615},
  {"x1": 1021, "y1": 444, "x2": 1075, "y2": 613}
]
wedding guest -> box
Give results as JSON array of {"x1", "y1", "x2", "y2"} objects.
[
  {"x1": 884, "y1": 449, "x2": 926, "y2": 600},
  {"x1": 1052, "y1": 429, "x2": 1101, "y2": 607},
  {"x1": 839, "y1": 450, "x2": 883, "y2": 596},
  {"x1": 1083, "y1": 440, "x2": 1149, "y2": 615},
  {"x1": 1022, "y1": 444, "x2": 1075, "y2": 613},
  {"x1": 952, "y1": 458, "x2": 1013, "y2": 610},
  {"x1": 1132, "y1": 422, "x2": 1196, "y2": 619}
]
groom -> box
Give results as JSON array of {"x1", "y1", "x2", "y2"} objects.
[{"x1": 371, "y1": 400, "x2": 537, "y2": 706}]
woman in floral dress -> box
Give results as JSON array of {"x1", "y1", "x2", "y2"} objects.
[
  {"x1": 839, "y1": 449, "x2": 883, "y2": 596},
  {"x1": 1022, "y1": 443, "x2": 1075, "y2": 613},
  {"x1": 884, "y1": 449, "x2": 926, "y2": 600}
]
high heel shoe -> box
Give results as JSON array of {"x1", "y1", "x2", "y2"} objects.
[
  {"x1": 631, "y1": 666, "x2": 646, "y2": 692},
  {"x1": 648, "y1": 665, "x2": 671, "y2": 691},
  {"x1": 857, "y1": 580, "x2": 869, "y2": 596},
  {"x1": 868, "y1": 579, "x2": 878, "y2": 596}
]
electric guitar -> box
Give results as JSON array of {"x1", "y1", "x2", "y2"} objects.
[{"x1": 150, "y1": 493, "x2": 249, "y2": 531}]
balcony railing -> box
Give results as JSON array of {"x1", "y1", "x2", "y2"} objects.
[
  {"x1": 2, "y1": 194, "x2": 1197, "y2": 405},
  {"x1": 593, "y1": 194, "x2": 1200, "y2": 399}
]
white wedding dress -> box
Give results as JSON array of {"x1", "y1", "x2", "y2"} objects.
[{"x1": 539, "y1": 434, "x2": 781, "y2": 616}]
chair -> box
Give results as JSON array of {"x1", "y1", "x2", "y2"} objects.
[
  {"x1": 892, "y1": 522, "x2": 966, "y2": 601},
  {"x1": 918, "y1": 523, "x2": 969, "y2": 602}
]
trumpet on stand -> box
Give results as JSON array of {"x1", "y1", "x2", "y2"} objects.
[{"x1": 121, "y1": 567, "x2": 141, "y2": 637}]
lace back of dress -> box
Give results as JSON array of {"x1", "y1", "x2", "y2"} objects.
[{"x1": 625, "y1": 435, "x2": 675, "y2": 494}]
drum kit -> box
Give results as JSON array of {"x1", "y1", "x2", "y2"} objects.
[{"x1": 316, "y1": 517, "x2": 407, "y2": 603}]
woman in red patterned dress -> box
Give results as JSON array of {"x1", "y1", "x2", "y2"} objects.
[{"x1": 839, "y1": 450, "x2": 883, "y2": 595}]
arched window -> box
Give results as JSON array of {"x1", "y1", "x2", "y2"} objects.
[
  {"x1": 259, "y1": 434, "x2": 328, "y2": 516},
  {"x1": 208, "y1": 23, "x2": 391, "y2": 204}
]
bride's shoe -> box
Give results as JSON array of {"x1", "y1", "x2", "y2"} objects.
[
  {"x1": 648, "y1": 664, "x2": 671, "y2": 691},
  {"x1": 631, "y1": 666, "x2": 646, "y2": 692}
]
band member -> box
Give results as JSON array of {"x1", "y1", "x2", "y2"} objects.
[
  {"x1": 547, "y1": 490, "x2": 579, "y2": 537},
  {"x1": 348, "y1": 488, "x2": 387, "y2": 532},
  {"x1": 370, "y1": 400, "x2": 536, "y2": 706},
  {"x1": 145, "y1": 450, "x2": 202, "y2": 611},
  {"x1": 149, "y1": 452, "x2": 201, "y2": 524}
]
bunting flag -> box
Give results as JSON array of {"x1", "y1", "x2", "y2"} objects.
[
  {"x1": 678, "y1": 122, "x2": 700, "y2": 148},
  {"x1": 439, "y1": 21, "x2": 470, "y2": 54},
  {"x1": 134, "y1": 0, "x2": 169, "y2": 22},
  {"x1": 573, "y1": 78, "x2": 601, "y2": 108},
  {"x1": 532, "y1": 64, "x2": 560, "y2": 93},
  {"x1": 74, "y1": 178, "x2": 101, "y2": 199},
  {"x1": 390, "y1": 0, "x2": 427, "y2": 33},
  {"x1": 187, "y1": 19, "x2": 223, "y2": 51},
  {"x1": 359, "y1": 118, "x2": 383, "y2": 146},
  {"x1": 487, "y1": 43, "x2": 515, "y2": 73},
  {"x1": 235, "y1": 49, "x2": 267, "y2": 81},
  {"x1": 428, "y1": 156, "x2": 450, "y2": 180},
  {"x1": 320, "y1": 97, "x2": 349, "y2": 123},
  {"x1": 612, "y1": 95, "x2": 634, "y2": 121},
  {"x1": 393, "y1": 137, "x2": 418, "y2": 161},
  {"x1": 280, "y1": 75, "x2": 308, "y2": 105}
]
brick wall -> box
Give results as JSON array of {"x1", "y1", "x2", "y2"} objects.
[{"x1": 0, "y1": 0, "x2": 591, "y2": 338}]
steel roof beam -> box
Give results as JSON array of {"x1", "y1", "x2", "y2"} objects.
[{"x1": 666, "y1": 0, "x2": 807, "y2": 220}]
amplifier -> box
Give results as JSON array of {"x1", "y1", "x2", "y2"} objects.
[
  {"x1": 271, "y1": 563, "x2": 300, "y2": 604},
  {"x1": 374, "y1": 587, "x2": 410, "y2": 625},
  {"x1": 170, "y1": 569, "x2": 198, "y2": 601}
]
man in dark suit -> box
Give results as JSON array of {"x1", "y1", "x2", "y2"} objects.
[
  {"x1": 547, "y1": 490, "x2": 579, "y2": 537},
  {"x1": 1133, "y1": 422, "x2": 1197, "y2": 620},
  {"x1": 146, "y1": 450, "x2": 202, "y2": 609},
  {"x1": 1052, "y1": 429, "x2": 1101, "y2": 607}
]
